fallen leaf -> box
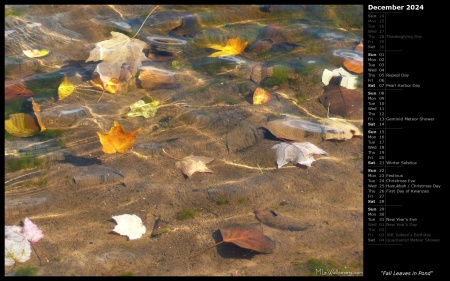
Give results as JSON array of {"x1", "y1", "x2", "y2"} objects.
[
  {"x1": 22, "y1": 217, "x2": 45, "y2": 243},
  {"x1": 5, "y1": 218, "x2": 46, "y2": 266},
  {"x1": 272, "y1": 142, "x2": 327, "y2": 168},
  {"x1": 207, "y1": 37, "x2": 248, "y2": 58},
  {"x1": 122, "y1": 99, "x2": 160, "y2": 119},
  {"x1": 23, "y1": 49, "x2": 50, "y2": 58},
  {"x1": 5, "y1": 81, "x2": 33, "y2": 101},
  {"x1": 85, "y1": 31, "x2": 149, "y2": 80},
  {"x1": 190, "y1": 223, "x2": 275, "y2": 258},
  {"x1": 318, "y1": 76, "x2": 363, "y2": 117},
  {"x1": 253, "y1": 87, "x2": 271, "y2": 105},
  {"x1": 5, "y1": 225, "x2": 31, "y2": 266},
  {"x1": 254, "y1": 209, "x2": 312, "y2": 231},
  {"x1": 97, "y1": 120, "x2": 141, "y2": 154},
  {"x1": 343, "y1": 40, "x2": 363, "y2": 74},
  {"x1": 175, "y1": 155, "x2": 214, "y2": 177},
  {"x1": 90, "y1": 75, "x2": 121, "y2": 94},
  {"x1": 5, "y1": 113, "x2": 40, "y2": 137},
  {"x1": 31, "y1": 98, "x2": 46, "y2": 132},
  {"x1": 219, "y1": 223, "x2": 276, "y2": 254},
  {"x1": 112, "y1": 214, "x2": 146, "y2": 240},
  {"x1": 58, "y1": 75, "x2": 75, "y2": 101}
]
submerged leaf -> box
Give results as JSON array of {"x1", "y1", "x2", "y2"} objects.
[
  {"x1": 86, "y1": 31, "x2": 148, "y2": 78},
  {"x1": 112, "y1": 214, "x2": 146, "y2": 240},
  {"x1": 272, "y1": 142, "x2": 327, "y2": 168},
  {"x1": 58, "y1": 75, "x2": 75, "y2": 101},
  {"x1": 5, "y1": 226, "x2": 31, "y2": 266},
  {"x1": 5, "y1": 113, "x2": 40, "y2": 137},
  {"x1": 123, "y1": 100, "x2": 160, "y2": 119},
  {"x1": 220, "y1": 223, "x2": 276, "y2": 254},
  {"x1": 253, "y1": 87, "x2": 271, "y2": 105},
  {"x1": 207, "y1": 37, "x2": 248, "y2": 57},
  {"x1": 175, "y1": 155, "x2": 214, "y2": 177},
  {"x1": 22, "y1": 218, "x2": 44, "y2": 243},
  {"x1": 318, "y1": 76, "x2": 363, "y2": 117},
  {"x1": 23, "y1": 49, "x2": 50, "y2": 58},
  {"x1": 97, "y1": 120, "x2": 141, "y2": 154}
]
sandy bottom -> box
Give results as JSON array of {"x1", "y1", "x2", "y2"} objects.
[{"x1": 5, "y1": 84, "x2": 364, "y2": 276}]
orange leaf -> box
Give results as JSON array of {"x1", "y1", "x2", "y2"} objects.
[
  {"x1": 253, "y1": 87, "x2": 271, "y2": 105},
  {"x1": 206, "y1": 37, "x2": 248, "y2": 58},
  {"x1": 91, "y1": 76, "x2": 121, "y2": 94},
  {"x1": 97, "y1": 120, "x2": 141, "y2": 154},
  {"x1": 343, "y1": 59, "x2": 363, "y2": 74},
  {"x1": 220, "y1": 223, "x2": 276, "y2": 254}
]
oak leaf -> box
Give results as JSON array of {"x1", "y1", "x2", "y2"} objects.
[
  {"x1": 206, "y1": 37, "x2": 248, "y2": 57},
  {"x1": 175, "y1": 155, "x2": 214, "y2": 177},
  {"x1": 97, "y1": 120, "x2": 141, "y2": 154},
  {"x1": 272, "y1": 142, "x2": 327, "y2": 168}
]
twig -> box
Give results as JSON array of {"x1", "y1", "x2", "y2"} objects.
[
  {"x1": 97, "y1": 89, "x2": 105, "y2": 103},
  {"x1": 132, "y1": 5, "x2": 159, "y2": 39}
]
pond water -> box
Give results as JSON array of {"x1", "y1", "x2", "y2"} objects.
[{"x1": 5, "y1": 5, "x2": 364, "y2": 276}]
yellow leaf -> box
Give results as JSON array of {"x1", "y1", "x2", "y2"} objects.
[
  {"x1": 5, "y1": 113, "x2": 40, "y2": 137},
  {"x1": 58, "y1": 75, "x2": 75, "y2": 101},
  {"x1": 91, "y1": 77, "x2": 121, "y2": 94},
  {"x1": 206, "y1": 37, "x2": 248, "y2": 58},
  {"x1": 97, "y1": 120, "x2": 141, "y2": 154},
  {"x1": 23, "y1": 49, "x2": 50, "y2": 58},
  {"x1": 253, "y1": 87, "x2": 271, "y2": 105}
]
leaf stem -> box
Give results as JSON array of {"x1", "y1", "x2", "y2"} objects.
[
  {"x1": 189, "y1": 241, "x2": 223, "y2": 259},
  {"x1": 31, "y1": 242, "x2": 49, "y2": 262}
]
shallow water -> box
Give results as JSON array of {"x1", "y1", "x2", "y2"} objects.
[{"x1": 5, "y1": 5, "x2": 364, "y2": 276}]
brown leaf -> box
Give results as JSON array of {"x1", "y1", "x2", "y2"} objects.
[
  {"x1": 97, "y1": 120, "x2": 141, "y2": 154},
  {"x1": 318, "y1": 76, "x2": 363, "y2": 117},
  {"x1": 5, "y1": 81, "x2": 33, "y2": 101},
  {"x1": 220, "y1": 223, "x2": 276, "y2": 254},
  {"x1": 175, "y1": 155, "x2": 214, "y2": 177}
]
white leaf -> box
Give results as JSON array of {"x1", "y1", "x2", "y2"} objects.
[
  {"x1": 272, "y1": 142, "x2": 327, "y2": 168},
  {"x1": 86, "y1": 32, "x2": 149, "y2": 77},
  {"x1": 5, "y1": 226, "x2": 31, "y2": 266},
  {"x1": 112, "y1": 214, "x2": 146, "y2": 240}
]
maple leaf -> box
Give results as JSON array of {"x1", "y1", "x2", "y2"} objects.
[
  {"x1": 4, "y1": 218, "x2": 46, "y2": 266},
  {"x1": 272, "y1": 142, "x2": 327, "y2": 168},
  {"x1": 97, "y1": 120, "x2": 141, "y2": 154},
  {"x1": 175, "y1": 155, "x2": 214, "y2": 178},
  {"x1": 5, "y1": 225, "x2": 31, "y2": 266},
  {"x1": 206, "y1": 37, "x2": 248, "y2": 58},
  {"x1": 86, "y1": 32, "x2": 149, "y2": 80},
  {"x1": 111, "y1": 214, "x2": 146, "y2": 240}
]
